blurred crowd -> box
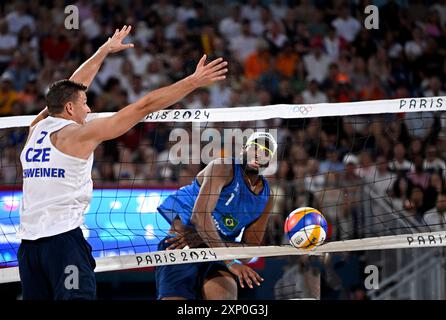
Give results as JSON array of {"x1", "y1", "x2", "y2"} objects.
[{"x1": 1, "y1": 0, "x2": 446, "y2": 243}]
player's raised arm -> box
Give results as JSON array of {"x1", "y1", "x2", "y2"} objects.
[
  {"x1": 75, "y1": 54, "x2": 227, "y2": 147},
  {"x1": 69, "y1": 25, "x2": 134, "y2": 87},
  {"x1": 29, "y1": 26, "x2": 133, "y2": 129}
]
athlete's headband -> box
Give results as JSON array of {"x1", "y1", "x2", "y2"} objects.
[{"x1": 245, "y1": 132, "x2": 278, "y2": 157}]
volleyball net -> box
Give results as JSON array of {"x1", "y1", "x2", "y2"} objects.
[{"x1": 1, "y1": 96, "x2": 446, "y2": 284}]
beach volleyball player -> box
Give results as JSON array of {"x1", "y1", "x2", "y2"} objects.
[
  {"x1": 156, "y1": 132, "x2": 276, "y2": 300},
  {"x1": 16, "y1": 25, "x2": 228, "y2": 300}
]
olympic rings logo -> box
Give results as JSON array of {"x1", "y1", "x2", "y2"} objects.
[{"x1": 293, "y1": 105, "x2": 313, "y2": 115}]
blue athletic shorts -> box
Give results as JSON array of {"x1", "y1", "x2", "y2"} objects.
[
  {"x1": 18, "y1": 227, "x2": 96, "y2": 300},
  {"x1": 155, "y1": 236, "x2": 229, "y2": 300}
]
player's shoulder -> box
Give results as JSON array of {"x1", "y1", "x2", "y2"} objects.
[
  {"x1": 55, "y1": 122, "x2": 82, "y2": 135},
  {"x1": 205, "y1": 158, "x2": 234, "y2": 176}
]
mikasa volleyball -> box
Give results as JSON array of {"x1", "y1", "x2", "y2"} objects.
[{"x1": 284, "y1": 207, "x2": 328, "y2": 249}]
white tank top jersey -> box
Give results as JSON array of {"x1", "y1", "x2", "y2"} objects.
[{"x1": 17, "y1": 117, "x2": 94, "y2": 240}]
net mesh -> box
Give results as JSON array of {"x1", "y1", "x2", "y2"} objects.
[{"x1": 1, "y1": 100, "x2": 446, "y2": 271}]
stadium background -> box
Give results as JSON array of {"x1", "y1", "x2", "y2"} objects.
[{"x1": 1, "y1": 0, "x2": 446, "y2": 299}]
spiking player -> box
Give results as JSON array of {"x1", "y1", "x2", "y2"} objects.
[
  {"x1": 156, "y1": 132, "x2": 276, "y2": 300},
  {"x1": 17, "y1": 25, "x2": 228, "y2": 300}
]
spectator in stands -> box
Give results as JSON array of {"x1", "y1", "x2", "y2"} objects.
[
  {"x1": 356, "y1": 151, "x2": 375, "y2": 181},
  {"x1": 350, "y1": 57, "x2": 370, "y2": 92},
  {"x1": 294, "y1": 0, "x2": 318, "y2": 24},
  {"x1": 340, "y1": 154, "x2": 363, "y2": 238},
  {"x1": 302, "y1": 79, "x2": 328, "y2": 104},
  {"x1": 423, "y1": 76, "x2": 446, "y2": 97},
  {"x1": 229, "y1": 19, "x2": 258, "y2": 64},
  {"x1": 16, "y1": 77, "x2": 39, "y2": 114},
  {"x1": 304, "y1": 158, "x2": 324, "y2": 194},
  {"x1": 303, "y1": 36, "x2": 332, "y2": 83},
  {"x1": 408, "y1": 138, "x2": 424, "y2": 162},
  {"x1": 423, "y1": 193, "x2": 446, "y2": 231},
  {"x1": 424, "y1": 145, "x2": 446, "y2": 176},
  {"x1": 424, "y1": 172, "x2": 446, "y2": 211},
  {"x1": 4, "y1": 51, "x2": 36, "y2": 92},
  {"x1": 218, "y1": 4, "x2": 242, "y2": 41},
  {"x1": 265, "y1": 19, "x2": 288, "y2": 52},
  {"x1": 127, "y1": 41, "x2": 153, "y2": 77},
  {"x1": 324, "y1": 26, "x2": 345, "y2": 60},
  {"x1": 389, "y1": 143, "x2": 414, "y2": 175},
  {"x1": 127, "y1": 75, "x2": 146, "y2": 102},
  {"x1": 407, "y1": 155, "x2": 430, "y2": 190},
  {"x1": 114, "y1": 146, "x2": 136, "y2": 182},
  {"x1": 210, "y1": 81, "x2": 232, "y2": 108},
  {"x1": 275, "y1": 42, "x2": 299, "y2": 79},
  {"x1": 241, "y1": 0, "x2": 262, "y2": 23},
  {"x1": 41, "y1": 29, "x2": 71, "y2": 63},
  {"x1": 400, "y1": 186, "x2": 430, "y2": 233},
  {"x1": 331, "y1": 6, "x2": 361, "y2": 43},
  {"x1": 5, "y1": 1, "x2": 35, "y2": 35},
  {"x1": 320, "y1": 146, "x2": 344, "y2": 174},
  {"x1": 0, "y1": 19, "x2": 17, "y2": 74},
  {"x1": 404, "y1": 27, "x2": 426, "y2": 61},
  {"x1": 316, "y1": 171, "x2": 342, "y2": 240},
  {"x1": 244, "y1": 39, "x2": 271, "y2": 80},
  {"x1": 0, "y1": 72, "x2": 18, "y2": 116},
  {"x1": 250, "y1": 5, "x2": 271, "y2": 37},
  {"x1": 368, "y1": 155, "x2": 397, "y2": 198},
  {"x1": 359, "y1": 75, "x2": 386, "y2": 101}
]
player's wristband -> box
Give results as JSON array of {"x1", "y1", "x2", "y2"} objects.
[{"x1": 226, "y1": 259, "x2": 242, "y2": 268}]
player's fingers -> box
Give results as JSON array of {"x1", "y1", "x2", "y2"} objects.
[
  {"x1": 121, "y1": 25, "x2": 130, "y2": 36},
  {"x1": 165, "y1": 235, "x2": 181, "y2": 243},
  {"x1": 256, "y1": 272, "x2": 264, "y2": 282},
  {"x1": 166, "y1": 244, "x2": 174, "y2": 250},
  {"x1": 164, "y1": 235, "x2": 177, "y2": 242},
  {"x1": 249, "y1": 272, "x2": 262, "y2": 286},
  {"x1": 173, "y1": 242, "x2": 185, "y2": 250},
  {"x1": 205, "y1": 57, "x2": 224, "y2": 69},
  {"x1": 209, "y1": 60, "x2": 228, "y2": 71},
  {"x1": 242, "y1": 273, "x2": 253, "y2": 288},
  {"x1": 198, "y1": 54, "x2": 206, "y2": 67},
  {"x1": 237, "y1": 275, "x2": 244, "y2": 288},
  {"x1": 123, "y1": 43, "x2": 134, "y2": 49},
  {"x1": 211, "y1": 75, "x2": 226, "y2": 82},
  {"x1": 117, "y1": 25, "x2": 128, "y2": 38},
  {"x1": 167, "y1": 240, "x2": 183, "y2": 250},
  {"x1": 124, "y1": 25, "x2": 132, "y2": 35},
  {"x1": 211, "y1": 68, "x2": 228, "y2": 77},
  {"x1": 207, "y1": 65, "x2": 228, "y2": 78}
]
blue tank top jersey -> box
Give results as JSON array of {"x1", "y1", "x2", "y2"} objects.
[{"x1": 157, "y1": 160, "x2": 270, "y2": 241}]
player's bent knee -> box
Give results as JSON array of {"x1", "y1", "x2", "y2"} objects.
[{"x1": 203, "y1": 271, "x2": 237, "y2": 300}]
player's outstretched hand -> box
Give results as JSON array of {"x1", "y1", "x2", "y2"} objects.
[
  {"x1": 165, "y1": 231, "x2": 204, "y2": 250},
  {"x1": 227, "y1": 263, "x2": 264, "y2": 289},
  {"x1": 103, "y1": 25, "x2": 134, "y2": 54},
  {"x1": 190, "y1": 55, "x2": 228, "y2": 88}
]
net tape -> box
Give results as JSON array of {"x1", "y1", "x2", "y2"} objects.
[
  {"x1": 0, "y1": 96, "x2": 444, "y2": 128},
  {"x1": 1, "y1": 230, "x2": 445, "y2": 283}
]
